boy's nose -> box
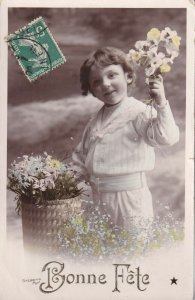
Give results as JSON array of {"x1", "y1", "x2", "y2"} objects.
[{"x1": 102, "y1": 78, "x2": 110, "y2": 88}]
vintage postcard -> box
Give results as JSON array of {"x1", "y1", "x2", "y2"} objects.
[{"x1": 0, "y1": 0, "x2": 194, "y2": 299}]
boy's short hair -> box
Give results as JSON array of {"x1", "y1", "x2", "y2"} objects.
[{"x1": 80, "y1": 46, "x2": 136, "y2": 96}]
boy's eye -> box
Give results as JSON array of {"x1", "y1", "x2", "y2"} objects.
[{"x1": 108, "y1": 72, "x2": 117, "y2": 79}]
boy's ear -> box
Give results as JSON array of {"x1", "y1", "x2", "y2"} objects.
[{"x1": 126, "y1": 73, "x2": 133, "y2": 84}]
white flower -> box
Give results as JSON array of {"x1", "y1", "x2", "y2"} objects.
[
  {"x1": 32, "y1": 179, "x2": 40, "y2": 189},
  {"x1": 44, "y1": 177, "x2": 55, "y2": 189},
  {"x1": 145, "y1": 66, "x2": 156, "y2": 77},
  {"x1": 42, "y1": 170, "x2": 53, "y2": 177},
  {"x1": 39, "y1": 179, "x2": 47, "y2": 191},
  {"x1": 33, "y1": 178, "x2": 47, "y2": 191},
  {"x1": 160, "y1": 27, "x2": 178, "y2": 41},
  {"x1": 170, "y1": 50, "x2": 179, "y2": 60},
  {"x1": 145, "y1": 57, "x2": 163, "y2": 77},
  {"x1": 17, "y1": 160, "x2": 29, "y2": 170},
  {"x1": 28, "y1": 162, "x2": 43, "y2": 176},
  {"x1": 165, "y1": 42, "x2": 179, "y2": 58},
  {"x1": 45, "y1": 154, "x2": 52, "y2": 164},
  {"x1": 161, "y1": 27, "x2": 181, "y2": 54},
  {"x1": 135, "y1": 40, "x2": 151, "y2": 53},
  {"x1": 43, "y1": 167, "x2": 58, "y2": 179},
  {"x1": 22, "y1": 155, "x2": 29, "y2": 160},
  {"x1": 19, "y1": 180, "x2": 31, "y2": 188},
  {"x1": 161, "y1": 56, "x2": 174, "y2": 65}
]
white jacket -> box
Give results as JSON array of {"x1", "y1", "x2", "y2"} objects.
[{"x1": 72, "y1": 97, "x2": 179, "y2": 177}]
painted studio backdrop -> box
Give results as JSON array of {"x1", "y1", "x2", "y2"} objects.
[{"x1": 7, "y1": 8, "x2": 186, "y2": 246}]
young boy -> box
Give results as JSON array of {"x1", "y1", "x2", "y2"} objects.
[{"x1": 73, "y1": 46, "x2": 179, "y2": 229}]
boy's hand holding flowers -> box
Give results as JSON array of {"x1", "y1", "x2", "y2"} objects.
[
  {"x1": 148, "y1": 75, "x2": 167, "y2": 106},
  {"x1": 127, "y1": 27, "x2": 181, "y2": 106}
]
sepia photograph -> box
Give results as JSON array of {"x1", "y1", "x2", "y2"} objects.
[{"x1": 0, "y1": 1, "x2": 194, "y2": 299}]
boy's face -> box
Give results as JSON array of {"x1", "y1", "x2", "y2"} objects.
[{"x1": 89, "y1": 64, "x2": 129, "y2": 106}]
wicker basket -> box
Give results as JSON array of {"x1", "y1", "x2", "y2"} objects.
[{"x1": 21, "y1": 197, "x2": 81, "y2": 254}]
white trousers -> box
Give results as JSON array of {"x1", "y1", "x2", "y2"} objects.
[{"x1": 91, "y1": 175, "x2": 153, "y2": 229}]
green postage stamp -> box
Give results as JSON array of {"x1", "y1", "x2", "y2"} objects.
[{"x1": 7, "y1": 17, "x2": 66, "y2": 81}]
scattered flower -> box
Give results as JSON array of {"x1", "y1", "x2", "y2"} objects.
[{"x1": 59, "y1": 201, "x2": 184, "y2": 262}]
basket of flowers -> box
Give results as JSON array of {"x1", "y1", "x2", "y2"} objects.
[{"x1": 7, "y1": 152, "x2": 85, "y2": 253}]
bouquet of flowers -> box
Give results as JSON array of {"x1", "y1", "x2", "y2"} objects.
[
  {"x1": 127, "y1": 27, "x2": 181, "y2": 102},
  {"x1": 7, "y1": 152, "x2": 84, "y2": 213}
]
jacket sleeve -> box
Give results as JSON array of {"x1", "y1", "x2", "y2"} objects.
[{"x1": 133, "y1": 101, "x2": 180, "y2": 147}]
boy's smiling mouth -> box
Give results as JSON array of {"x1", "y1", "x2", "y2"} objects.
[{"x1": 104, "y1": 90, "x2": 116, "y2": 96}]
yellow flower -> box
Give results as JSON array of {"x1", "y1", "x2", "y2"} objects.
[
  {"x1": 147, "y1": 28, "x2": 161, "y2": 40},
  {"x1": 171, "y1": 35, "x2": 181, "y2": 48},
  {"x1": 49, "y1": 159, "x2": 62, "y2": 169},
  {"x1": 160, "y1": 64, "x2": 171, "y2": 73},
  {"x1": 131, "y1": 51, "x2": 142, "y2": 61}
]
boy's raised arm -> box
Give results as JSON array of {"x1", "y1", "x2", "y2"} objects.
[{"x1": 134, "y1": 101, "x2": 179, "y2": 147}]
